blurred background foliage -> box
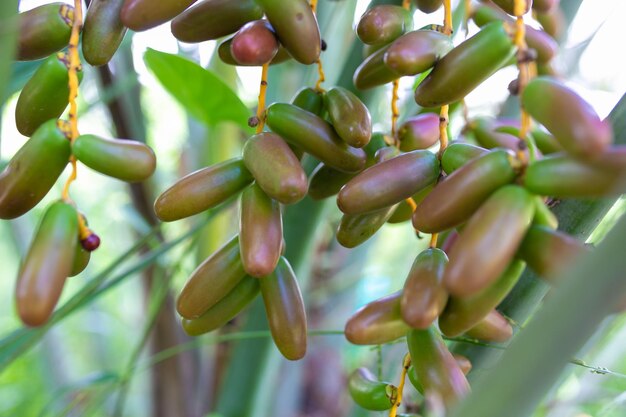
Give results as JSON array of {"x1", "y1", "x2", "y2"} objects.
[{"x1": 0, "y1": 0, "x2": 625, "y2": 416}]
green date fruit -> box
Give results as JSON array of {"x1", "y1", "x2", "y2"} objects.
[
  {"x1": 0, "y1": 120, "x2": 71, "y2": 219},
  {"x1": 83, "y1": 0, "x2": 127, "y2": 66},
  {"x1": 348, "y1": 368, "x2": 398, "y2": 411},
  {"x1": 357, "y1": 5, "x2": 413, "y2": 45},
  {"x1": 465, "y1": 309, "x2": 513, "y2": 343},
  {"x1": 384, "y1": 30, "x2": 453, "y2": 77},
  {"x1": 72, "y1": 134, "x2": 156, "y2": 182},
  {"x1": 121, "y1": 0, "x2": 198, "y2": 32},
  {"x1": 324, "y1": 87, "x2": 372, "y2": 148},
  {"x1": 345, "y1": 292, "x2": 410, "y2": 345},
  {"x1": 17, "y1": 3, "x2": 74, "y2": 61},
  {"x1": 396, "y1": 113, "x2": 441, "y2": 152},
  {"x1": 15, "y1": 201, "x2": 78, "y2": 327}
]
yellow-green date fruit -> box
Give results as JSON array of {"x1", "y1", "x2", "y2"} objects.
[
  {"x1": 255, "y1": 0, "x2": 320, "y2": 65},
  {"x1": 324, "y1": 87, "x2": 372, "y2": 148},
  {"x1": 523, "y1": 154, "x2": 624, "y2": 198},
  {"x1": 401, "y1": 248, "x2": 448, "y2": 329},
  {"x1": 345, "y1": 292, "x2": 410, "y2": 345},
  {"x1": 444, "y1": 185, "x2": 535, "y2": 298},
  {"x1": 336, "y1": 205, "x2": 398, "y2": 248},
  {"x1": 265, "y1": 103, "x2": 367, "y2": 173},
  {"x1": 176, "y1": 236, "x2": 247, "y2": 319},
  {"x1": 337, "y1": 150, "x2": 440, "y2": 214},
  {"x1": 357, "y1": 5, "x2": 413, "y2": 45},
  {"x1": 15, "y1": 201, "x2": 78, "y2": 327},
  {"x1": 413, "y1": 150, "x2": 518, "y2": 233},
  {"x1": 441, "y1": 142, "x2": 489, "y2": 174},
  {"x1": 414, "y1": 21, "x2": 516, "y2": 108},
  {"x1": 522, "y1": 77, "x2": 613, "y2": 159},
  {"x1": 154, "y1": 158, "x2": 253, "y2": 222},
  {"x1": 353, "y1": 45, "x2": 400, "y2": 90},
  {"x1": 0, "y1": 120, "x2": 71, "y2": 219},
  {"x1": 439, "y1": 260, "x2": 525, "y2": 337},
  {"x1": 15, "y1": 53, "x2": 84, "y2": 137},
  {"x1": 17, "y1": 3, "x2": 74, "y2": 61},
  {"x1": 121, "y1": 0, "x2": 198, "y2": 32},
  {"x1": 72, "y1": 134, "x2": 156, "y2": 182},
  {"x1": 182, "y1": 275, "x2": 260, "y2": 336},
  {"x1": 348, "y1": 368, "x2": 398, "y2": 411},
  {"x1": 171, "y1": 0, "x2": 263, "y2": 43},
  {"x1": 260, "y1": 256, "x2": 307, "y2": 360},
  {"x1": 239, "y1": 184, "x2": 282, "y2": 278},
  {"x1": 82, "y1": 0, "x2": 127, "y2": 66},
  {"x1": 406, "y1": 327, "x2": 470, "y2": 408}
]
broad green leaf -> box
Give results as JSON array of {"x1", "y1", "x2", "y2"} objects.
[{"x1": 144, "y1": 48, "x2": 251, "y2": 130}]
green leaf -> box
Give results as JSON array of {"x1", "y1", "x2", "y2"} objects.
[{"x1": 143, "y1": 48, "x2": 251, "y2": 130}]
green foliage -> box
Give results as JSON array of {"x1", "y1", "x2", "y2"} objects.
[{"x1": 144, "y1": 48, "x2": 251, "y2": 130}]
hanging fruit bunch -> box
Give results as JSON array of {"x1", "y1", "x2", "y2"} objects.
[
  {"x1": 338, "y1": 0, "x2": 624, "y2": 415},
  {"x1": 1, "y1": 1, "x2": 156, "y2": 327},
  {"x1": 2, "y1": 0, "x2": 623, "y2": 414}
]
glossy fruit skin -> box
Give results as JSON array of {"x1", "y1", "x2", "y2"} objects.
[
  {"x1": 72, "y1": 134, "x2": 156, "y2": 182},
  {"x1": 265, "y1": 103, "x2": 367, "y2": 173},
  {"x1": 255, "y1": 0, "x2": 320, "y2": 65},
  {"x1": 239, "y1": 184, "x2": 282, "y2": 277},
  {"x1": 523, "y1": 154, "x2": 623, "y2": 198},
  {"x1": 413, "y1": 150, "x2": 518, "y2": 233},
  {"x1": 82, "y1": 0, "x2": 127, "y2": 66},
  {"x1": 0, "y1": 120, "x2": 71, "y2": 219},
  {"x1": 444, "y1": 185, "x2": 535, "y2": 297},
  {"x1": 242, "y1": 132, "x2": 308, "y2": 204},
  {"x1": 345, "y1": 292, "x2": 410, "y2": 345},
  {"x1": 357, "y1": 5, "x2": 413, "y2": 45},
  {"x1": 396, "y1": 113, "x2": 440, "y2": 152},
  {"x1": 218, "y1": 38, "x2": 290, "y2": 67},
  {"x1": 176, "y1": 236, "x2": 247, "y2": 319},
  {"x1": 536, "y1": 7, "x2": 565, "y2": 40},
  {"x1": 414, "y1": 22, "x2": 516, "y2": 108},
  {"x1": 121, "y1": 0, "x2": 198, "y2": 32},
  {"x1": 324, "y1": 87, "x2": 372, "y2": 148},
  {"x1": 441, "y1": 143, "x2": 489, "y2": 174},
  {"x1": 182, "y1": 275, "x2": 260, "y2": 336},
  {"x1": 353, "y1": 45, "x2": 400, "y2": 90},
  {"x1": 523, "y1": 77, "x2": 612, "y2": 159},
  {"x1": 15, "y1": 201, "x2": 78, "y2": 327},
  {"x1": 292, "y1": 87, "x2": 325, "y2": 117},
  {"x1": 530, "y1": 129, "x2": 562, "y2": 155},
  {"x1": 70, "y1": 244, "x2": 91, "y2": 277},
  {"x1": 337, "y1": 150, "x2": 440, "y2": 214},
  {"x1": 260, "y1": 257, "x2": 307, "y2": 360},
  {"x1": 17, "y1": 3, "x2": 73, "y2": 61},
  {"x1": 491, "y1": 0, "x2": 532, "y2": 15},
  {"x1": 15, "y1": 53, "x2": 84, "y2": 137},
  {"x1": 231, "y1": 20, "x2": 279, "y2": 66},
  {"x1": 406, "y1": 327, "x2": 470, "y2": 408},
  {"x1": 154, "y1": 158, "x2": 253, "y2": 222},
  {"x1": 308, "y1": 134, "x2": 387, "y2": 200},
  {"x1": 439, "y1": 260, "x2": 525, "y2": 337},
  {"x1": 472, "y1": 4, "x2": 557, "y2": 63},
  {"x1": 348, "y1": 368, "x2": 398, "y2": 411},
  {"x1": 400, "y1": 248, "x2": 448, "y2": 329},
  {"x1": 465, "y1": 309, "x2": 513, "y2": 343},
  {"x1": 384, "y1": 30, "x2": 453, "y2": 76},
  {"x1": 337, "y1": 205, "x2": 397, "y2": 248},
  {"x1": 171, "y1": 0, "x2": 263, "y2": 43},
  {"x1": 407, "y1": 355, "x2": 471, "y2": 395},
  {"x1": 517, "y1": 225, "x2": 589, "y2": 281},
  {"x1": 470, "y1": 118, "x2": 520, "y2": 150}
]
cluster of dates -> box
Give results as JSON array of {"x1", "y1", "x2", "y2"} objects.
[
  {"x1": 339, "y1": 0, "x2": 626, "y2": 414},
  {"x1": 0, "y1": 1, "x2": 156, "y2": 326}
]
